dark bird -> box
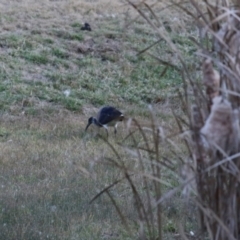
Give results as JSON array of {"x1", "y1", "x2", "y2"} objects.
[
  {"x1": 85, "y1": 106, "x2": 124, "y2": 136},
  {"x1": 81, "y1": 22, "x2": 92, "y2": 31}
]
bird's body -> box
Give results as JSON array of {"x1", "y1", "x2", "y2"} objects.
[
  {"x1": 81, "y1": 22, "x2": 92, "y2": 31},
  {"x1": 85, "y1": 106, "x2": 124, "y2": 136}
]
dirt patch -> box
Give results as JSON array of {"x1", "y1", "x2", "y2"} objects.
[{"x1": 69, "y1": 36, "x2": 121, "y2": 61}]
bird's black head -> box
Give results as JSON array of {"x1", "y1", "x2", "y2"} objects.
[{"x1": 85, "y1": 117, "x2": 94, "y2": 131}]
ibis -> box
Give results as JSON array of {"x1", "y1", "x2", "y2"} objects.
[{"x1": 85, "y1": 106, "x2": 124, "y2": 136}]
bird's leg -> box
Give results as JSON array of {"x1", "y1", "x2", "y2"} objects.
[
  {"x1": 105, "y1": 128, "x2": 109, "y2": 138},
  {"x1": 114, "y1": 123, "x2": 119, "y2": 135},
  {"x1": 103, "y1": 125, "x2": 109, "y2": 138}
]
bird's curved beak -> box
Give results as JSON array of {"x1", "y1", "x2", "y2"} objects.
[{"x1": 85, "y1": 123, "x2": 91, "y2": 131}]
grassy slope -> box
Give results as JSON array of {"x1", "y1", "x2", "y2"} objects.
[{"x1": 0, "y1": 0, "x2": 197, "y2": 239}]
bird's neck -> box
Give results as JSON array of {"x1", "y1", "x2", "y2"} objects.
[{"x1": 93, "y1": 118, "x2": 102, "y2": 127}]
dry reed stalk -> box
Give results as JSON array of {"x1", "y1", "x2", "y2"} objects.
[
  {"x1": 131, "y1": 0, "x2": 240, "y2": 238},
  {"x1": 187, "y1": 1, "x2": 240, "y2": 239}
]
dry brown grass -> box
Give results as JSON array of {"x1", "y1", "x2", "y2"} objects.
[
  {"x1": 0, "y1": 0, "x2": 193, "y2": 34},
  {"x1": 0, "y1": 107, "x2": 178, "y2": 239},
  {"x1": 0, "y1": 112, "x2": 128, "y2": 239}
]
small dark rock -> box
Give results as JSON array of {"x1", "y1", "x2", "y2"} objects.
[{"x1": 81, "y1": 23, "x2": 92, "y2": 31}]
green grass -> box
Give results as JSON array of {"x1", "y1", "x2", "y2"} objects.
[
  {"x1": 0, "y1": 1, "x2": 194, "y2": 112},
  {"x1": 21, "y1": 51, "x2": 50, "y2": 64}
]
